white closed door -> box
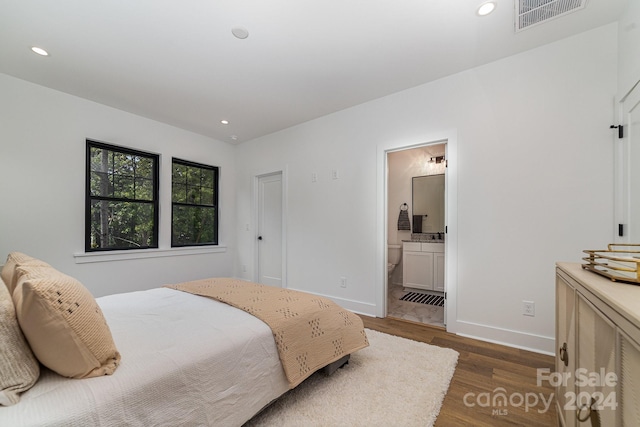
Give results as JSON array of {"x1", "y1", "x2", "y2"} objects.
[
  {"x1": 257, "y1": 172, "x2": 283, "y2": 287},
  {"x1": 617, "y1": 79, "x2": 640, "y2": 242}
]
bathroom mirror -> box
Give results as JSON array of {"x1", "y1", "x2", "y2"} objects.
[{"x1": 412, "y1": 174, "x2": 445, "y2": 233}]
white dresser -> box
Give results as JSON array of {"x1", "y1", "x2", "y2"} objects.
[{"x1": 555, "y1": 263, "x2": 640, "y2": 426}]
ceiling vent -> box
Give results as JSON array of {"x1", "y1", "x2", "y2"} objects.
[{"x1": 515, "y1": 0, "x2": 588, "y2": 32}]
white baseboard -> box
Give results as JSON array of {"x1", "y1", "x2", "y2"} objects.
[
  {"x1": 452, "y1": 319, "x2": 555, "y2": 356},
  {"x1": 287, "y1": 287, "x2": 377, "y2": 316}
]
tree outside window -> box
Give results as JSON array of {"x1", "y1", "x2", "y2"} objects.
[
  {"x1": 171, "y1": 158, "x2": 218, "y2": 246},
  {"x1": 86, "y1": 140, "x2": 159, "y2": 251}
]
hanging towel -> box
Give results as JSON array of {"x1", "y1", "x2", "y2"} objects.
[
  {"x1": 412, "y1": 215, "x2": 423, "y2": 233},
  {"x1": 397, "y1": 204, "x2": 411, "y2": 231}
]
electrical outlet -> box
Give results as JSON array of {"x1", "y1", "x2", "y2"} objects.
[
  {"x1": 242, "y1": 265, "x2": 247, "y2": 273},
  {"x1": 523, "y1": 301, "x2": 535, "y2": 317},
  {"x1": 311, "y1": 172, "x2": 318, "y2": 183},
  {"x1": 340, "y1": 276, "x2": 347, "y2": 288},
  {"x1": 332, "y1": 169, "x2": 339, "y2": 180}
]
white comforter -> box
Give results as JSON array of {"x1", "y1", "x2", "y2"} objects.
[{"x1": 1, "y1": 288, "x2": 290, "y2": 426}]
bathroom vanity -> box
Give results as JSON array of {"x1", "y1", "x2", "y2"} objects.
[{"x1": 402, "y1": 241, "x2": 444, "y2": 292}]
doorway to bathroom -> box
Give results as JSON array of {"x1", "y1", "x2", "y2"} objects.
[{"x1": 385, "y1": 141, "x2": 449, "y2": 329}]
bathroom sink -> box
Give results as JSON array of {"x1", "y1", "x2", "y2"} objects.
[{"x1": 408, "y1": 233, "x2": 444, "y2": 243}]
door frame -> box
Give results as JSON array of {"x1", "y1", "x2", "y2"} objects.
[
  {"x1": 615, "y1": 79, "x2": 640, "y2": 242},
  {"x1": 376, "y1": 130, "x2": 458, "y2": 332},
  {"x1": 252, "y1": 169, "x2": 288, "y2": 288}
]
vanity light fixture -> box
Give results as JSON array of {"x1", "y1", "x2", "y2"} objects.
[
  {"x1": 477, "y1": 1, "x2": 497, "y2": 16},
  {"x1": 429, "y1": 156, "x2": 446, "y2": 164},
  {"x1": 31, "y1": 46, "x2": 49, "y2": 56}
]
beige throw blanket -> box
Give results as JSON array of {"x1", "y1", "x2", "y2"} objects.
[{"x1": 165, "y1": 278, "x2": 369, "y2": 388}]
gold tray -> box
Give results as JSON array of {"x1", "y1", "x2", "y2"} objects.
[{"x1": 582, "y1": 244, "x2": 640, "y2": 284}]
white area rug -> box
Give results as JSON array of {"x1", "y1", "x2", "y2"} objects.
[{"x1": 245, "y1": 329, "x2": 459, "y2": 427}]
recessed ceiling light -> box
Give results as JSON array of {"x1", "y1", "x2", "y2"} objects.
[
  {"x1": 477, "y1": 2, "x2": 496, "y2": 16},
  {"x1": 31, "y1": 46, "x2": 49, "y2": 56},
  {"x1": 221, "y1": 120, "x2": 229, "y2": 125},
  {"x1": 230, "y1": 135, "x2": 238, "y2": 141},
  {"x1": 231, "y1": 27, "x2": 249, "y2": 40}
]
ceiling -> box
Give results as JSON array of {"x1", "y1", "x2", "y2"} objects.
[{"x1": 0, "y1": 0, "x2": 628, "y2": 144}]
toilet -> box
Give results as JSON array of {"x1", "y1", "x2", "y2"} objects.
[{"x1": 387, "y1": 244, "x2": 402, "y2": 281}]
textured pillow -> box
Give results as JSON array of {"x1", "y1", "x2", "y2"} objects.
[
  {"x1": 0, "y1": 282, "x2": 40, "y2": 406},
  {"x1": 13, "y1": 265, "x2": 121, "y2": 379},
  {"x1": 1, "y1": 252, "x2": 50, "y2": 295}
]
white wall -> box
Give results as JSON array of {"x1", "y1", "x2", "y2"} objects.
[
  {"x1": 235, "y1": 24, "x2": 618, "y2": 353},
  {"x1": 0, "y1": 74, "x2": 236, "y2": 297}
]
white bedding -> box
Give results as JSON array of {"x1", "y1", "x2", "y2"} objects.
[{"x1": 0, "y1": 287, "x2": 290, "y2": 426}]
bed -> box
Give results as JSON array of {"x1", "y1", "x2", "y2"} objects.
[{"x1": 0, "y1": 253, "x2": 368, "y2": 426}]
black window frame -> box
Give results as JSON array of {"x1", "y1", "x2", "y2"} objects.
[
  {"x1": 171, "y1": 157, "x2": 219, "y2": 247},
  {"x1": 85, "y1": 140, "x2": 159, "y2": 252}
]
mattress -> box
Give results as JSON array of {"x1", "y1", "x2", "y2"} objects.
[{"x1": 0, "y1": 287, "x2": 290, "y2": 426}]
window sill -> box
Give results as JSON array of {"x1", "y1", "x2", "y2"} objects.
[{"x1": 74, "y1": 245, "x2": 227, "y2": 264}]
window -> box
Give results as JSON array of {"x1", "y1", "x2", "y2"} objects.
[
  {"x1": 86, "y1": 140, "x2": 159, "y2": 251},
  {"x1": 171, "y1": 158, "x2": 219, "y2": 246}
]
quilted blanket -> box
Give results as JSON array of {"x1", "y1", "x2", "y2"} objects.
[{"x1": 166, "y1": 278, "x2": 369, "y2": 388}]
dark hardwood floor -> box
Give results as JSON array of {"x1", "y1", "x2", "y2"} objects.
[{"x1": 360, "y1": 315, "x2": 558, "y2": 427}]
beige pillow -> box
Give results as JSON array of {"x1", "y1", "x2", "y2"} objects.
[
  {"x1": 0, "y1": 281, "x2": 40, "y2": 406},
  {"x1": 1, "y1": 252, "x2": 50, "y2": 295},
  {"x1": 13, "y1": 265, "x2": 121, "y2": 379}
]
